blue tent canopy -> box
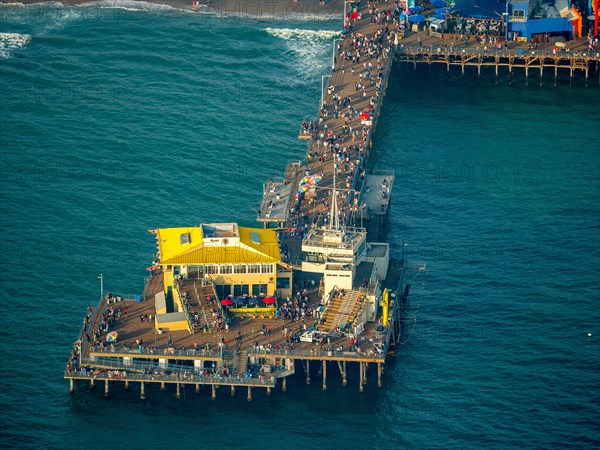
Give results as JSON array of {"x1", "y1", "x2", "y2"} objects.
[
  {"x1": 449, "y1": 0, "x2": 504, "y2": 18},
  {"x1": 408, "y1": 14, "x2": 426, "y2": 22}
]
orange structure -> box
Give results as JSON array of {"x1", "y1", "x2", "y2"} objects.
[{"x1": 571, "y1": 5, "x2": 582, "y2": 38}]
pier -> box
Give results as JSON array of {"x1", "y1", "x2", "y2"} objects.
[
  {"x1": 65, "y1": 0, "x2": 597, "y2": 400},
  {"x1": 394, "y1": 33, "x2": 600, "y2": 86}
]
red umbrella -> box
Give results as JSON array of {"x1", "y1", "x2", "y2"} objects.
[
  {"x1": 263, "y1": 297, "x2": 277, "y2": 304},
  {"x1": 221, "y1": 299, "x2": 233, "y2": 306}
]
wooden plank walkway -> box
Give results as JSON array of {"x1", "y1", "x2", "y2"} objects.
[
  {"x1": 67, "y1": 3, "x2": 414, "y2": 396},
  {"x1": 281, "y1": 1, "x2": 399, "y2": 234}
]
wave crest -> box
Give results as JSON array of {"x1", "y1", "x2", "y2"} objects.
[
  {"x1": 0, "y1": 32, "x2": 32, "y2": 58},
  {"x1": 79, "y1": 0, "x2": 177, "y2": 12},
  {"x1": 265, "y1": 28, "x2": 340, "y2": 41}
]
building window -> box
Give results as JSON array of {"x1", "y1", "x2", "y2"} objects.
[
  {"x1": 205, "y1": 265, "x2": 219, "y2": 275},
  {"x1": 512, "y1": 9, "x2": 526, "y2": 21},
  {"x1": 248, "y1": 264, "x2": 261, "y2": 274},
  {"x1": 252, "y1": 284, "x2": 267, "y2": 296},
  {"x1": 174, "y1": 266, "x2": 180, "y2": 275},
  {"x1": 276, "y1": 277, "x2": 290, "y2": 289},
  {"x1": 234, "y1": 264, "x2": 247, "y2": 274},
  {"x1": 261, "y1": 264, "x2": 273, "y2": 274},
  {"x1": 234, "y1": 284, "x2": 249, "y2": 297},
  {"x1": 220, "y1": 265, "x2": 232, "y2": 274},
  {"x1": 303, "y1": 252, "x2": 324, "y2": 263},
  {"x1": 188, "y1": 265, "x2": 202, "y2": 277},
  {"x1": 215, "y1": 284, "x2": 231, "y2": 299}
]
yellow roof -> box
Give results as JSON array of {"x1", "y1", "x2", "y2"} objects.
[{"x1": 155, "y1": 225, "x2": 281, "y2": 266}]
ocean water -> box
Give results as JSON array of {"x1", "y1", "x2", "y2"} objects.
[{"x1": 1, "y1": 3, "x2": 599, "y2": 448}]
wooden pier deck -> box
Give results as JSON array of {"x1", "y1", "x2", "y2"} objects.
[
  {"x1": 66, "y1": 1, "x2": 597, "y2": 399},
  {"x1": 394, "y1": 32, "x2": 600, "y2": 86}
]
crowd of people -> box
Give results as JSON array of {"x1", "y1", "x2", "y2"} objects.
[{"x1": 286, "y1": 2, "x2": 397, "y2": 246}]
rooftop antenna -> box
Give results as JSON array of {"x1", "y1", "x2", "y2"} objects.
[{"x1": 329, "y1": 162, "x2": 340, "y2": 231}]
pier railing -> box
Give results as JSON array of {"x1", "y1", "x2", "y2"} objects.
[
  {"x1": 79, "y1": 297, "x2": 107, "y2": 360},
  {"x1": 396, "y1": 44, "x2": 600, "y2": 61},
  {"x1": 66, "y1": 367, "x2": 277, "y2": 387},
  {"x1": 247, "y1": 345, "x2": 386, "y2": 362},
  {"x1": 89, "y1": 344, "x2": 222, "y2": 359}
]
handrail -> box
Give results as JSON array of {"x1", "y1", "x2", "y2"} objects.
[
  {"x1": 79, "y1": 297, "x2": 107, "y2": 360},
  {"x1": 396, "y1": 44, "x2": 600, "y2": 61},
  {"x1": 173, "y1": 279, "x2": 195, "y2": 335},
  {"x1": 205, "y1": 274, "x2": 230, "y2": 324},
  {"x1": 65, "y1": 369, "x2": 277, "y2": 387},
  {"x1": 247, "y1": 346, "x2": 385, "y2": 361},
  {"x1": 193, "y1": 280, "x2": 211, "y2": 332},
  {"x1": 88, "y1": 344, "x2": 222, "y2": 359}
]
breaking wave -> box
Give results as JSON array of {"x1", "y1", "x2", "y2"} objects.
[
  {"x1": 0, "y1": 32, "x2": 31, "y2": 58},
  {"x1": 265, "y1": 27, "x2": 340, "y2": 41}
]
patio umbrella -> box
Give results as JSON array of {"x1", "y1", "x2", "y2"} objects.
[
  {"x1": 408, "y1": 14, "x2": 425, "y2": 22},
  {"x1": 431, "y1": 0, "x2": 446, "y2": 7},
  {"x1": 232, "y1": 297, "x2": 245, "y2": 306},
  {"x1": 263, "y1": 297, "x2": 277, "y2": 304},
  {"x1": 221, "y1": 299, "x2": 233, "y2": 306},
  {"x1": 248, "y1": 296, "x2": 259, "y2": 305},
  {"x1": 106, "y1": 331, "x2": 118, "y2": 343},
  {"x1": 410, "y1": 5, "x2": 423, "y2": 12}
]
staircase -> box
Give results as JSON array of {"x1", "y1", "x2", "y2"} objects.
[
  {"x1": 318, "y1": 289, "x2": 364, "y2": 332},
  {"x1": 185, "y1": 280, "x2": 221, "y2": 332},
  {"x1": 223, "y1": 349, "x2": 248, "y2": 377}
]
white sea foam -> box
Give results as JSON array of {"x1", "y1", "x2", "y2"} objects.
[
  {"x1": 0, "y1": 32, "x2": 31, "y2": 58},
  {"x1": 265, "y1": 28, "x2": 338, "y2": 81},
  {"x1": 79, "y1": 0, "x2": 177, "y2": 12},
  {"x1": 265, "y1": 27, "x2": 340, "y2": 41}
]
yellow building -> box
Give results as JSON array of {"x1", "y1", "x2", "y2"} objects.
[{"x1": 153, "y1": 223, "x2": 292, "y2": 299}]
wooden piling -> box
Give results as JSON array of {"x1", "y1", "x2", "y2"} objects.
[
  {"x1": 306, "y1": 360, "x2": 311, "y2": 384},
  {"x1": 322, "y1": 361, "x2": 327, "y2": 391},
  {"x1": 231, "y1": 385, "x2": 235, "y2": 396},
  {"x1": 247, "y1": 386, "x2": 252, "y2": 402},
  {"x1": 359, "y1": 362, "x2": 364, "y2": 392},
  {"x1": 124, "y1": 380, "x2": 129, "y2": 390},
  {"x1": 69, "y1": 378, "x2": 74, "y2": 394},
  {"x1": 212, "y1": 384, "x2": 216, "y2": 400},
  {"x1": 176, "y1": 383, "x2": 181, "y2": 399},
  {"x1": 282, "y1": 377, "x2": 287, "y2": 392},
  {"x1": 104, "y1": 380, "x2": 109, "y2": 398},
  {"x1": 377, "y1": 363, "x2": 382, "y2": 388},
  {"x1": 140, "y1": 382, "x2": 145, "y2": 400}
]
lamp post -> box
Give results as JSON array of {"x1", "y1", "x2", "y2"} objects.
[
  {"x1": 321, "y1": 74, "x2": 331, "y2": 108},
  {"x1": 504, "y1": 0, "x2": 510, "y2": 42},
  {"x1": 332, "y1": 38, "x2": 338, "y2": 70},
  {"x1": 98, "y1": 273, "x2": 104, "y2": 301}
]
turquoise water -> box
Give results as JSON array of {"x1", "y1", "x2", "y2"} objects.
[{"x1": 1, "y1": 3, "x2": 599, "y2": 448}]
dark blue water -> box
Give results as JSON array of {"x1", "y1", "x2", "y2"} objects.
[{"x1": 1, "y1": 3, "x2": 599, "y2": 448}]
